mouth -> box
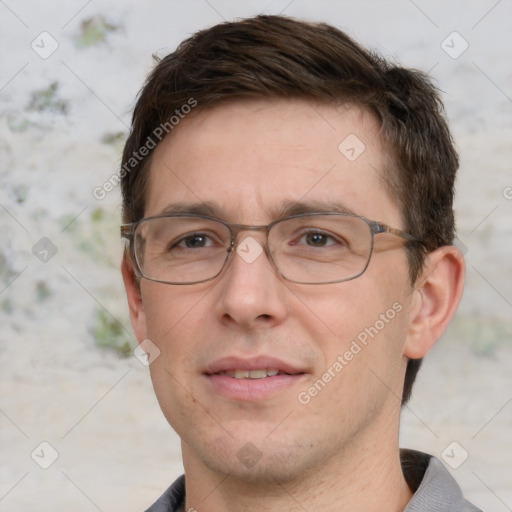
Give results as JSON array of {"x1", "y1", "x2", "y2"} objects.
[
  {"x1": 203, "y1": 356, "x2": 307, "y2": 401},
  {"x1": 214, "y1": 369, "x2": 289, "y2": 379}
]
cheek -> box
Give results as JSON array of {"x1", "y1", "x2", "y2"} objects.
[
  {"x1": 140, "y1": 284, "x2": 211, "y2": 433},
  {"x1": 301, "y1": 265, "x2": 412, "y2": 383},
  {"x1": 140, "y1": 282, "x2": 205, "y2": 340},
  {"x1": 339, "y1": 271, "x2": 412, "y2": 395},
  {"x1": 140, "y1": 282, "x2": 211, "y2": 382},
  {"x1": 300, "y1": 288, "x2": 410, "y2": 427},
  {"x1": 300, "y1": 271, "x2": 408, "y2": 345}
]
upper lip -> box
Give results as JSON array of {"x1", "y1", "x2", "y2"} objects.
[{"x1": 204, "y1": 356, "x2": 305, "y2": 375}]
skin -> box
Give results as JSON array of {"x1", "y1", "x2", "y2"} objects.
[{"x1": 122, "y1": 100, "x2": 465, "y2": 511}]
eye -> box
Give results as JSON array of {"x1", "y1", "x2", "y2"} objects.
[
  {"x1": 173, "y1": 233, "x2": 216, "y2": 249},
  {"x1": 299, "y1": 231, "x2": 339, "y2": 247}
]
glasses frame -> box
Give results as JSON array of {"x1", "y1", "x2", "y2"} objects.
[{"x1": 120, "y1": 212, "x2": 423, "y2": 285}]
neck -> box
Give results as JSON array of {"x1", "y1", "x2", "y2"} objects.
[{"x1": 182, "y1": 413, "x2": 413, "y2": 512}]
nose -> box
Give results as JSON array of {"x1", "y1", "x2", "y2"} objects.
[{"x1": 214, "y1": 234, "x2": 288, "y2": 330}]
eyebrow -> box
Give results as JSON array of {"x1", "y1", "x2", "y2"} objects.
[
  {"x1": 159, "y1": 202, "x2": 218, "y2": 217},
  {"x1": 157, "y1": 199, "x2": 358, "y2": 220},
  {"x1": 272, "y1": 199, "x2": 357, "y2": 218}
]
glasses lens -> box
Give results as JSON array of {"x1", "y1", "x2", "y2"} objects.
[
  {"x1": 134, "y1": 216, "x2": 231, "y2": 283},
  {"x1": 269, "y1": 214, "x2": 372, "y2": 283}
]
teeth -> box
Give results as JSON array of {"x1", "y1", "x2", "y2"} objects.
[
  {"x1": 225, "y1": 369, "x2": 281, "y2": 379},
  {"x1": 248, "y1": 369, "x2": 268, "y2": 379}
]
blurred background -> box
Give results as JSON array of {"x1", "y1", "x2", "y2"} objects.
[{"x1": 0, "y1": 1, "x2": 511, "y2": 510}]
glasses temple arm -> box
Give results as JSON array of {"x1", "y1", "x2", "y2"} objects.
[{"x1": 372, "y1": 222, "x2": 422, "y2": 243}]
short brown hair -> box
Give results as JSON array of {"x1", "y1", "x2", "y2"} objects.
[{"x1": 120, "y1": 15, "x2": 459, "y2": 404}]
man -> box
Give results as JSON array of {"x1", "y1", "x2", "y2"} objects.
[{"x1": 120, "y1": 15, "x2": 479, "y2": 512}]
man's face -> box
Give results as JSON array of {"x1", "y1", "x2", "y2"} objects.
[{"x1": 129, "y1": 100, "x2": 417, "y2": 482}]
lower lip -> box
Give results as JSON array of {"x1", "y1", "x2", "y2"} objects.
[{"x1": 205, "y1": 374, "x2": 305, "y2": 401}]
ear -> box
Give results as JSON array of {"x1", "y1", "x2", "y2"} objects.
[
  {"x1": 121, "y1": 255, "x2": 148, "y2": 344},
  {"x1": 403, "y1": 245, "x2": 465, "y2": 359}
]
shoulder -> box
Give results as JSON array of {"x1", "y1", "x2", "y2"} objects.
[
  {"x1": 144, "y1": 475, "x2": 185, "y2": 512},
  {"x1": 401, "y1": 449, "x2": 482, "y2": 512}
]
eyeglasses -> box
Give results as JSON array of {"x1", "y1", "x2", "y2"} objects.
[{"x1": 120, "y1": 212, "x2": 422, "y2": 285}]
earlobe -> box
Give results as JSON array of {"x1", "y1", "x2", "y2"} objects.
[
  {"x1": 403, "y1": 246, "x2": 465, "y2": 359},
  {"x1": 121, "y1": 256, "x2": 148, "y2": 343}
]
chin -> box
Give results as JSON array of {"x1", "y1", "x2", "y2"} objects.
[{"x1": 189, "y1": 430, "x2": 325, "y2": 486}]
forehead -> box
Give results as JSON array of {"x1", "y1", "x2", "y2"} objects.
[{"x1": 146, "y1": 99, "x2": 402, "y2": 227}]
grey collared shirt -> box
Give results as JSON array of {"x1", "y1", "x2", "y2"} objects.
[
  {"x1": 145, "y1": 450, "x2": 482, "y2": 512},
  {"x1": 402, "y1": 451, "x2": 482, "y2": 512}
]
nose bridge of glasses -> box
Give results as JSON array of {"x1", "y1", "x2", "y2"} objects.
[{"x1": 229, "y1": 223, "x2": 270, "y2": 249}]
